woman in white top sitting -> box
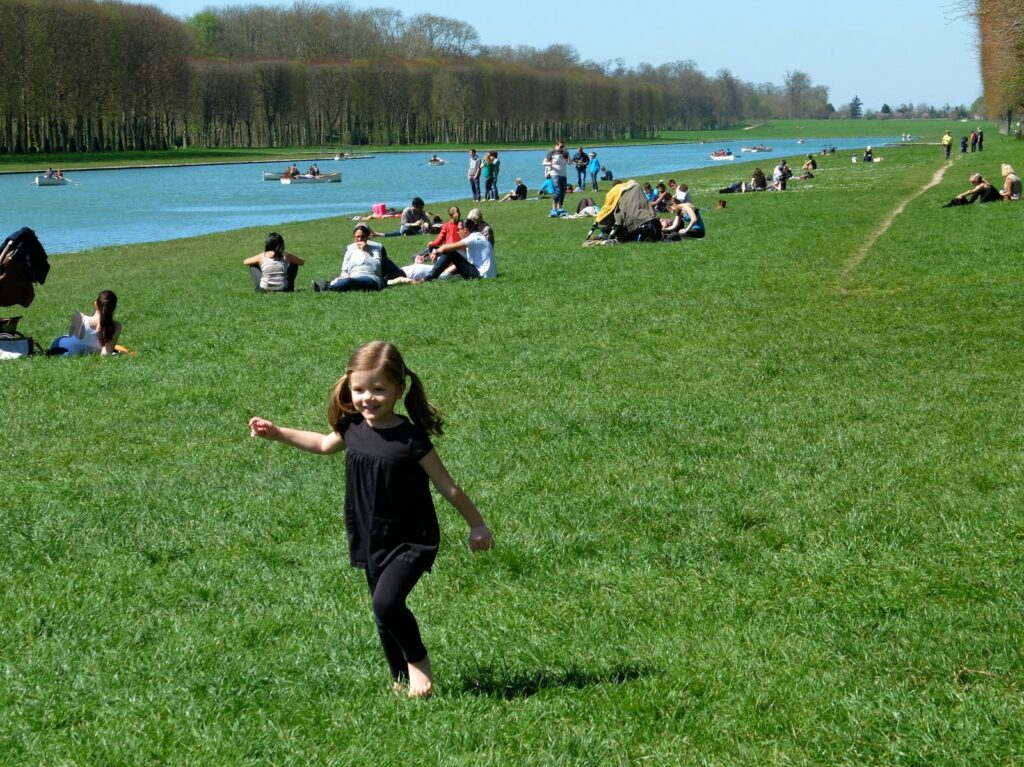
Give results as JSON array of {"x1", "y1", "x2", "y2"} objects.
[
  {"x1": 48, "y1": 290, "x2": 122, "y2": 356},
  {"x1": 243, "y1": 232, "x2": 304, "y2": 292},
  {"x1": 314, "y1": 223, "x2": 387, "y2": 292}
]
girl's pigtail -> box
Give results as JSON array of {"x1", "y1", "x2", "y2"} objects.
[
  {"x1": 404, "y1": 369, "x2": 444, "y2": 436},
  {"x1": 328, "y1": 372, "x2": 358, "y2": 433}
]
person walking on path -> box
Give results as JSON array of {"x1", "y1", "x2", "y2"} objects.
[{"x1": 942, "y1": 130, "x2": 953, "y2": 160}]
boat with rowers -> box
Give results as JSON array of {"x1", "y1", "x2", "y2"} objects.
[{"x1": 280, "y1": 172, "x2": 341, "y2": 184}]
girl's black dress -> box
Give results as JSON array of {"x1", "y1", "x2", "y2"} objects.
[{"x1": 340, "y1": 415, "x2": 440, "y2": 577}]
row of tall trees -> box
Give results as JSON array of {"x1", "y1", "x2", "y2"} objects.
[
  {"x1": 0, "y1": 0, "x2": 191, "y2": 153},
  {"x1": 973, "y1": 0, "x2": 1024, "y2": 131},
  {"x1": 0, "y1": 0, "x2": 832, "y2": 153}
]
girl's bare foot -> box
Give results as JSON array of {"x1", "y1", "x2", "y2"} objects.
[{"x1": 407, "y1": 656, "x2": 433, "y2": 698}]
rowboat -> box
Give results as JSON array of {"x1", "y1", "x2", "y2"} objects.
[
  {"x1": 280, "y1": 172, "x2": 341, "y2": 184},
  {"x1": 334, "y1": 154, "x2": 375, "y2": 161},
  {"x1": 35, "y1": 176, "x2": 70, "y2": 186},
  {"x1": 709, "y1": 152, "x2": 734, "y2": 161}
]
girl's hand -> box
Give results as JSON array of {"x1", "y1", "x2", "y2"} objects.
[
  {"x1": 249, "y1": 416, "x2": 279, "y2": 440},
  {"x1": 468, "y1": 524, "x2": 494, "y2": 551}
]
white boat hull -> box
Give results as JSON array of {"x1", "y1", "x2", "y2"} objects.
[
  {"x1": 35, "y1": 176, "x2": 69, "y2": 186},
  {"x1": 280, "y1": 172, "x2": 341, "y2": 184},
  {"x1": 709, "y1": 154, "x2": 734, "y2": 161}
]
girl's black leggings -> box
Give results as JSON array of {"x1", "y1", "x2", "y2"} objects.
[{"x1": 366, "y1": 558, "x2": 428, "y2": 682}]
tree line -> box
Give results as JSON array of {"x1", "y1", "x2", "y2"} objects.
[
  {"x1": 972, "y1": 0, "x2": 1024, "y2": 132},
  {"x1": 0, "y1": 0, "x2": 833, "y2": 154}
]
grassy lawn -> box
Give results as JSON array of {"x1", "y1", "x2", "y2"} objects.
[
  {"x1": 661, "y1": 118, "x2": 1001, "y2": 143},
  {"x1": 2, "y1": 134, "x2": 1023, "y2": 765}
]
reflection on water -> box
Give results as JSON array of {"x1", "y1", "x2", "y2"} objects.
[{"x1": 0, "y1": 137, "x2": 893, "y2": 254}]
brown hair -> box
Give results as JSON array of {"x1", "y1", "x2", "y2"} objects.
[
  {"x1": 328, "y1": 341, "x2": 444, "y2": 436},
  {"x1": 96, "y1": 290, "x2": 117, "y2": 347}
]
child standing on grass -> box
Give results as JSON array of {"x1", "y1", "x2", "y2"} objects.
[{"x1": 248, "y1": 341, "x2": 494, "y2": 698}]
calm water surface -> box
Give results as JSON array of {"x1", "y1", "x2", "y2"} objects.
[{"x1": 1, "y1": 137, "x2": 895, "y2": 254}]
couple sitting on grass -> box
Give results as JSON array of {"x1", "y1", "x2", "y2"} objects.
[{"x1": 313, "y1": 208, "x2": 495, "y2": 292}]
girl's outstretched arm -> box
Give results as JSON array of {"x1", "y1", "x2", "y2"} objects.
[
  {"x1": 249, "y1": 417, "x2": 344, "y2": 455},
  {"x1": 419, "y1": 449, "x2": 494, "y2": 551}
]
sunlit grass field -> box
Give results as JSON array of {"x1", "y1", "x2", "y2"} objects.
[{"x1": 2, "y1": 132, "x2": 1023, "y2": 765}]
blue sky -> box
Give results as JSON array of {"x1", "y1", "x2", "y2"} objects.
[{"x1": 150, "y1": 0, "x2": 981, "y2": 111}]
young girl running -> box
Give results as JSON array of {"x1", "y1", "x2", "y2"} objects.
[{"x1": 248, "y1": 341, "x2": 494, "y2": 698}]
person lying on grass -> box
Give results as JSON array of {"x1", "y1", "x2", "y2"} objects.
[{"x1": 249, "y1": 340, "x2": 494, "y2": 699}]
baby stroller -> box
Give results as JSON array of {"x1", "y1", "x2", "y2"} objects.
[{"x1": 587, "y1": 181, "x2": 662, "y2": 243}]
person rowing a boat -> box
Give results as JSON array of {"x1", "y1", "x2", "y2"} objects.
[{"x1": 283, "y1": 163, "x2": 300, "y2": 179}]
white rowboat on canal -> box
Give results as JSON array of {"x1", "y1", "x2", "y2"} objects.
[{"x1": 279, "y1": 172, "x2": 341, "y2": 184}]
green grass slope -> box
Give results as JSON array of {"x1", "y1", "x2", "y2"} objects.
[{"x1": 1, "y1": 135, "x2": 1022, "y2": 765}]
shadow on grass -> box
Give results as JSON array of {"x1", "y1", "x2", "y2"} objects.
[{"x1": 458, "y1": 663, "x2": 652, "y2": 699}]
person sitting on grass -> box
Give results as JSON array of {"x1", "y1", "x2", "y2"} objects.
[
  {"x1": 243, "y1": 231, "x2": 304, "y2": 292},
  {"x1": 499, "y1": 178, "x2": 528, "y2": 202},
  {"x1": 946, "y1": 172, "x2": 1001, "y2": 206},
  {"x1": 465, "y1": 208, "x2": 494, "y2": 246},
  {"x1": 649, "y1": 182, "x2": 670, "y2": 212},
  {"x1": 396, "y1": 207, "x2": 463, "y2": 281},
  {"x1": 423, "y1": 218, "x2": 496, "y2": 281},
  {"x1": 772, "y1": 160, "x2": 792, "y2": 191},
  {"x1": 424, "y1": 206, "x2": 462, "y2": 251},
  {"x1": 743, "y1": 168, "x2": 768, "y2": 192},
  {"x1": 669, "y1": 180, "x2": 691, "y2": 205},
  {"x1": 313, "y1": 223, "x2": 389, "y2": 292},
  {"x1": 1000, "y1": 164, "x2": 1021, "y2": 201},
  {"x1": 381, "y1": 197, "x2": 435, "y2": 237},
  {"x1": 47, "y1": 290, "x2": 122, "y2": 356},
  {"x1": 661, "y1": 200, "x2": 705, "y2": 240}
]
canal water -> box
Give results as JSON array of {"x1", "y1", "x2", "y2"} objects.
[{"x1": 1, "y1": 137, "x2": 894, "y2": 254}]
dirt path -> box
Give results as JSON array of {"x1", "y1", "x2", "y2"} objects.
[{"x1": 835, "y1": 162, "x2": 952, "y2": 292}]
